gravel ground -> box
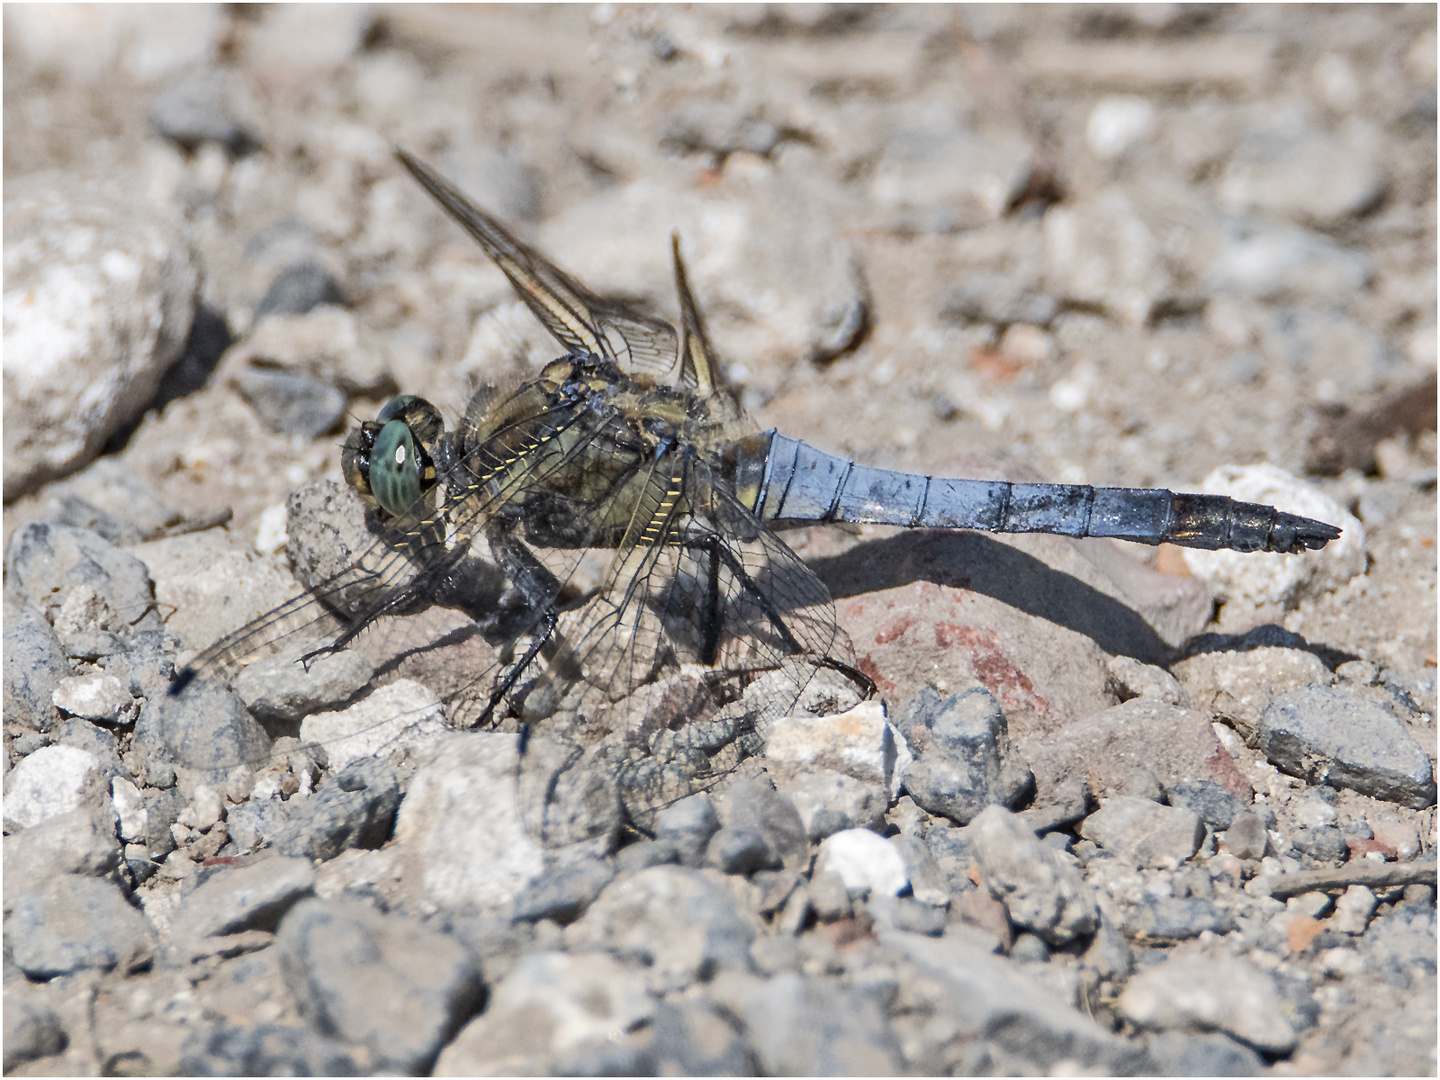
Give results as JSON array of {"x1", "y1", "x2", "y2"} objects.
[{"x1": 3, "y1": 4, "x2": 1436, "y2": 1076}]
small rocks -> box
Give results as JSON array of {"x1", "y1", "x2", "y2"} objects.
[
  {"x1": 435, "y1": 951, "x2": 652, "y2": 1076},
  {"x1": 814, "y1": 828, "x2": 909, "y2": 899},
  {"x1": 565, "y1": 866, "x2": 757, "y2": 992},
  {"x1": 271, "y1": 758, "x2": 400, "y2": 861},
  {"x1": 711, "y1": 776, "x2": 809, "y2": 873},
  {"x1": 896, "y1": 687, "x2": 1034, "y2": 825},
  {"x1": 177, "y1": 1022, "x2": 364, "y2": 1077},
  {"x1": 968, "y1": 805, "x2": 1097, "y2": 946},
  {"x1": 1181, "y1": 465, "x2": 1365, "y2": 606},
  {"x1": 1127, "y1": 896, "x2": 1237, "y2": 942},
  {"x1": 6, "y1": 876, "x2": 156, "y2": 979},
  {"x1": 1080, "y1": 796, "x2": 1205, "y2": 870},
  {"x1": 1258, "y1": 684, "x2": 1436, "y2": 809},
  {"x1": 277, "y1": 898, "x2": 482, "y2": 1074},
  {"x1": 1118, "y1": 952, "x2": 1297, "y2": 1056}
]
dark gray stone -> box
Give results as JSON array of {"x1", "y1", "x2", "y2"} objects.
[
  {"x1": 512, "y1": 857, "x2": 616, "y2": 924},
  {"x1": 1258, "y1": 685, "x2": 1436, "y2": 809},
  {"x1": 178, "y1": 1022, "x2": 365, "y2": 1076},
  {"x1": 256, "y1": 262, "x2": 346, "y2": 318},
  {"x1": 234, "y1": 367, "x2": 347, "y2": 439},
  {"x1": 5, "y1": 876, "x2": 155, "y2": 979},
  {"x1": 140, "y1": 675, "x2": 271, "y2": 780},
  {"x1": 225, "y1": 796, "x2": 292, "y2": 855},
  {"x1": 1163, "y1": 779, "x2": 1248, "y2": 830},
  {"x1": 145, "y1": 788, "x2": 183, "y2": 857},
  {"x1": 273, "y1": 759, "x2": 400, "y2": 862},
  {"x1": 717, "y1": 777, "x2": 808, "y2": 872},
  {"x1": 897, "y1": 688, "x2": 1034, "y2": 825},
  {"x1": 707, "y1": 825, "x2": 779, "y2": 875},
  {"x1": 1127, "y1": 896, "x2": 1237, "y2": 942},
  {"x1": 277, "y1": 898, "x2": 483, "y2": 1074},
  {"x1": 1149, "y1": 1032, "x2": 1266, "y2": 1077},
  {"x1": 1290, "y1": 823, "x2": 1349, "y2": 864},
  {"x1": 149, "y1": 70, "x2": 258, "y2": 156},
  {"x1": 654, "y1": 792, "x2": 720, "y2": 866},
  {"x1": 3, "y1": 600, "x2": 70, "y2": 731},
  {"x1": 2, "y1": 1001, "x2": 68, "y2": 1072}
]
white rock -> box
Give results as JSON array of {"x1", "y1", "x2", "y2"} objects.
[
  {"x1": 53, "y1": 672, "x2": 138, "y2": 726},
  {"x1": 1086, "y1": 96, "x2": 1155, "y2": 159},
  {"x1": 1331, "y1": 884, "x2": 1377, "y2": 935},
  {"x1": 814, "y1": 829, "x2": 909, "y2": 898},
  {"x1": 392, "y1": 732, "x2": 547, "y2": 909},
  {"x1": 2, "y1": 745, "x2": 104, "y2": 830},
  {"x1": 110, "y1": 776, "x2": 148, "y2": 844},
  {"x1": 1181, "y1": 464, "x2": 1365, "y2": 606},
  {"x1": 4, "y1": 173, "x2": 196, "y2": 498},
  {"x1": 764, "y1": 700, "x2": 906, "y2": 798},
  {"x1": 1118, "y1": 952, "x2": 1296, "y2": 1055},
  {"x1": 299, "y1": 679, "x2": 448, "y2": 772}
]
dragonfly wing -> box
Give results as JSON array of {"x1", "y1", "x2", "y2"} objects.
[{"x1": 396, "y1": 149, "x2": 680, "y2": 382}]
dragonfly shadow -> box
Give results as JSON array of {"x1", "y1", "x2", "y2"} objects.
[{"x1": 810, "y1": 529, "x2": 1177, "y2": 666}]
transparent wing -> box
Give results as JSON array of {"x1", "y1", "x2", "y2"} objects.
[
  {"x1": 397, "y1": 149, "x2": 681, "y2": 382},
  {"x1": 511, "y1": 454, "x2": 841, "y2": 844}
]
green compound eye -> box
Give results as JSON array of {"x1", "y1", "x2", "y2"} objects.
[{"x1": 369, "y1": 417, "x2": 422, "y2": 516}]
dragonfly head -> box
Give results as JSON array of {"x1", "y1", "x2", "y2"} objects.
[{"x1": 342, "y1": 394, "x2": 445, "y2": 517}]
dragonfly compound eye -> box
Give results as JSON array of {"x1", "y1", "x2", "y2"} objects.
[{"x1": 370, "y1": 417, "x2": 424, "y2": 516}]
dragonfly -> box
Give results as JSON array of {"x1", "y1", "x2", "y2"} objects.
[{"x1": 167, "y1": 149, "x2": 1341, "y2": 849}]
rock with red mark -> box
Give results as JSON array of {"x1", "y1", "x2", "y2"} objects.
[
  {"x1": 1020, "y1": 699, "x2": 1254, "y2": 812},
  {"x1": 895, "y1": 688, "x2": 1034, "y2": 825},
  {"x1": 820, "y1": 527, "x2": 1210, "y2": 741}
]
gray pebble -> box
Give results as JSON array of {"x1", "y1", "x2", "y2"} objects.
[
  {"x1": 233, "y1": 367, "x2": 347, "y2": 439},
  {"x1": 5, "y1": 524, "x2": 161, "y2": 639},
  {"x1": 256, "y1": 262, "x2": 346, "y2": 318},
  {"x1": 1289, "y1": 823, "x2": 1349, "y2": 864},
  {"x1": 1126, "y1": 895, "x2": 1237, "y2": 942},
  {"x1": 896, "y1": 687, "x2": 1034, "y2": 825},
  {"x1": 941, "y1": 271, "x2": 1058, "y2": 328},
  {"x1": 1220, "y1": 809, "x2": 1269, "y2": 860},
  {"x1": 644, "y1": 998, "x2": 758, "y2": 1076},
  {"x1": 1080, "y1": 796, "x2": 1205, "y2": 869},
  {"x1": 1119, "y1": 953, "x2": 1296, "y2": 1056},
  {"x1": 511, "y1": 857, "x2": 615, "y2": 925},
  {"x1": 149, "y1": 70, "x2": 258, "y2": 156},
  {"x1": 167, "y1": 856, "x2": 315, "y2": 961},
  {"x1": 177, "y1": 1021, "x2": 365, "y2": 1077},
  {"x1": 3, "y1": 600, "x2": 70, "y2": 732},
  {"x1": 968, "y1": 804, "x2": 1097, "y2": 945},
  {"x1": 654, "y1": 791, "x2": 720, "y2": 865},
  {"x1": 6, "y1": 875, "x2": 155, "y2": 979},
  {"x1": 1162, "y1": 779, "x2": 1248, "y2": 830},
  {"x1": 278, "y1": 898, "x2": 482, "y2": 1074},
  {"x1": 272, "y1": 758, "x2": 400, "y2": 862},
  {"x1": 1148, "y1": 1032, "x2": 1266, "y2": 1077},
  {"x1": 234, "y1": 646, "x2": 372, "y2": 728},
  {"x1": 715, "y1": 776, "x2": 808, "y2": 872},
  {"x1": 1258, "y1": 684, "x2": 1436, "y2": 809},
  {"x1": 2, "y1": 805, "x2": 122, "y2": 910}
]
